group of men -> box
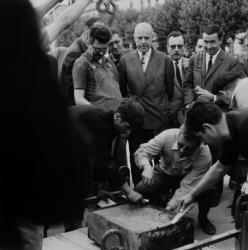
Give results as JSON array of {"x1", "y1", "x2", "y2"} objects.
[
  {"x1": 5, "y1": 1, "x2": 248, "y2": 250},
  {"x1": 48, "y1": 15, "x2": 248, "y2": 238}
]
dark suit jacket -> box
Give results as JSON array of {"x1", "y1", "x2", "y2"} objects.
[
  {"x1": 119, "y1": 49, "x2": 174, "y2": 130},
  {"x1": 184, "y1": 49, "x2": 239, "y2": 105},
  {"x1": 170, "y1": 57, "x2": 188, "y2": 115}
]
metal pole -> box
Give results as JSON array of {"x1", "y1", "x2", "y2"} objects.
[{"x1": 240, "y1": 211, "x2": 248, "y2": 250}]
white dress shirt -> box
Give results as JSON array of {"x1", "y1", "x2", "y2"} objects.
[
  {"x1": 206, "y1": 49, "x2": 221, "y2": 72},
  {"x1": 173, "y1": 58, "x2": 183, "y2": 78},
  {"x1": 137, "y1": 48, "x2": 152, "y2": 72}
]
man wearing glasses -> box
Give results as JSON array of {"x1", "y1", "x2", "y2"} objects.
[
  {"x1": 167, "y1": 31, "x2": 189, "y2": 128},
  {"x1": 72, "y1": 23, "x2": 122, "y2": 111},
  {"x1": 134, "y1": 125, "x2": 217, "y2": 235}
]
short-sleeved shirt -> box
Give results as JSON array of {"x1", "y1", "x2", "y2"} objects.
[
  {"x1": 218, "y1": 109, "x2": 248, "y2": 165},
  {"x1": 72, "y1": 51, "x2": 119, "y2": 102}
]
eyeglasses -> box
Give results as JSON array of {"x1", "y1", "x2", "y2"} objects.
[
  {"x1": 177, "y1": 141, "x2": 196, "y2": 152},
  {"x1": 169, "y1": 44, "x2": 184, "y2": 49},
  {"x1": 91, "y1": 44, "x2": 108, "y2": 53},
  {"x1": 152, "y1": 39, "x2": 159, "y2": 43}
]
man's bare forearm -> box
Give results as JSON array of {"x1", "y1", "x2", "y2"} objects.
[
  {"x1": 190, "y1": 161, "x2": 230, "y2": 199},
  {"x1": 34, "y1": 0, "x2": 62, "y2": 20},
  {"x1": 44, "y1": 0, "x2": 93, "y2": 44}
]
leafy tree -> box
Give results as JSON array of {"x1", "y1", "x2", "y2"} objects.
[
  {"x1": 180, "y1": 0, "x2": 248, "y2": 50},
  {"x1": 56, "y1": 17, "x2": 88, "y2": 47}
]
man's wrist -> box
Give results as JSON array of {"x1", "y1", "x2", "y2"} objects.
[
  {"x1": 212, "y1": 94, "x2": 217, "y2": 102},
  {"x1": 142, "y1": 164, "x2": 152, "y2": 172}
]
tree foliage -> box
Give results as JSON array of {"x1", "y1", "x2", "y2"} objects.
[
  {"x1": 180, "y1": 0, "x2": 248, "y2": 49},
  {"x1": 54, "y1": 0, "x2": 248, "y2": 51}
]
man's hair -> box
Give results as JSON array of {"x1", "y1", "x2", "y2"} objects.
[
  {"x1": 179, "y1": 125, "x2": 201, "y2": 147},
  {"x1": 89, "y1": 24, "x2": 112, "y2": 44},
  {"x1": 203, "y1": 24, "x2": 222, "y2": 40},
  {"x1": 167, "y1": 31, "x2": 184, "y2": 44},
  {"x1": 212, "y1": 70, "x2": 243, "y2": 94},
  {"x1": 185, "y1": 102, "x2": 223, "y2": 132},
  {"x1": 85, "y1": 17, "x2": 101, "y2": 28},
  {"x1": 116, "y1": 98, "x2": 145, "y2": 129}
]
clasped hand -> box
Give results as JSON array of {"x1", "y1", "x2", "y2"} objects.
[{"x1": 194, "y1": 85, "x2": 214, "y2": 102}]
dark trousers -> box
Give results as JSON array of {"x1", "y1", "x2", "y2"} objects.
[
  {"x1": 129, "y1": 128, "x2": 163, "y2": 185},
  {"x1": 135, "y1": 170, "x2": 213, "y2": 217}
]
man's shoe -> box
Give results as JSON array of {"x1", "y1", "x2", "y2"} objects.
[{"x1": 198, "y1": 216, "x2": 216, "y2": 235}]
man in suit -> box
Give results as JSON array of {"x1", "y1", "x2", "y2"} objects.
[
  {"x1": 183, "y1": 25, "x2": 240, "y2": 231},
  {"x1": 119, "y1": 22, "x2": 174, "y2": 184},
  {"x1": 167, "y1": 31, "x2": 189, "y2": 128},
  {"x1": 184, "y1": 24, "x2": 239, "y2": 107}
]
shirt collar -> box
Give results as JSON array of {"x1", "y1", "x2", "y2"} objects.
[
  {"x1": 173, "y1": 57, "x2": 182, "y2": 67},
  {"x1": 137, "y1": 48, "x2": 152, "y2": 59},
  {"x1": 206, "y1": 48, "x2": 221, "y2": 63}
]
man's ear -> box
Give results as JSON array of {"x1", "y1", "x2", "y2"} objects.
[
  {"x1": 202, "y1": 123, "x2": 214, "y2": 133},
  {"x1": 114, "y1": 112, "x2": 122, "y2": 122}
]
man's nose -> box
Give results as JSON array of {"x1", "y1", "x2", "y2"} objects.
[{"x1": 141, "y1": 37, "x2": 146, "y2": 43}]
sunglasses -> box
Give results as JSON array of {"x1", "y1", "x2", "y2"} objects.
[
  {"x1": 169, "y1": 44, "x2": 184, "y2": 49},
  {"x1": 152, "y1": 39, "x2": 159, "y2": 42}
]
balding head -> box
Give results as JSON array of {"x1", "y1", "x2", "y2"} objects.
[{"x1": 133, "y1": 22, "x2": 153, "y2": 53}]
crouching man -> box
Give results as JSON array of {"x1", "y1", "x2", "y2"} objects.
[
  {"x1": 134, "y1": 126, "x2": 217, "y2": 235},
  {"x1": 65, "y1": 98, "x2": 145, "y2": 231}
]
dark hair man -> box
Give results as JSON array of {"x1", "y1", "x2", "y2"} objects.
[
  {"x1": 73, "y1": 23, "x2": 123, "y2": 111},
  {"x1": 184, "y1": 24, "x2": 240, "y2": 107},
  {"x1": 182, "y1": 24, "x2": 241, "y2": 208},
  {"x1": 167, "y1": 31, "x2": 189, "y2": 128},
  {"x1": 60, "y1": 16, "x2": 101, "y2": 106},
  {"x1": 66, "y1": 98, "x2": 146, "y2": 230},
  {"x1": 134, "y1": 125, "x2": 216, "y2": 234},
  {"x1": 180, "y1": 102, "x2": 248, "y2": 217},
  {"x1": 108, "y1": 28, "x2": 125, "y2": 68},
  {"x1": 119, "y1": 22, "x2": 174, "y2": 184}
]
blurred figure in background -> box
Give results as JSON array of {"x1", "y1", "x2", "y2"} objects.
[
  {"x1": 195, "y1": 38, "x2": 205, "y2": 54},
  {"x1": 1, "y1": 0, "x2": 92, "y2": 249}
]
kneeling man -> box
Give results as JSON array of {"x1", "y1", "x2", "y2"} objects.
[{"x1": 134, "y1": 126, "x2": 216, "y2": 235}]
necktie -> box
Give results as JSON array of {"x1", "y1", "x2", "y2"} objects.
[
  {"x1": 207, "y1": 55, "x2": 213, "y2": 73},
  {"x1": 140, "y1": 52, "x2": 146, "y2": 72},
  {"x1": 175, "y1": 61, "x2": 182, "y2": 86}
]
